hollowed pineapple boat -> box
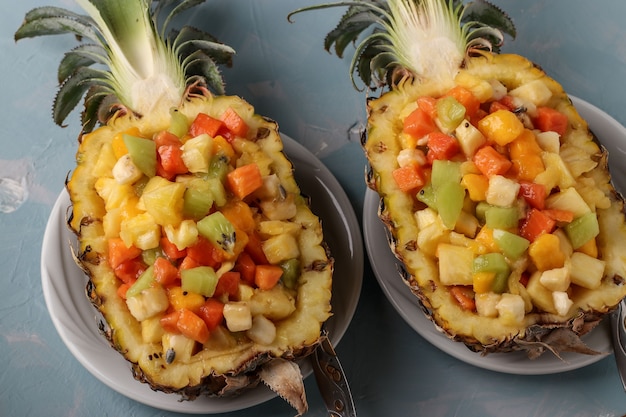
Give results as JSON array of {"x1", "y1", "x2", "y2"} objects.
[
  {"x1": 17, "y1": 0, "x2": 332, "y2": 413},
  {"x1": 291, "y1": 0, "x2": 626, "y2": 358}
]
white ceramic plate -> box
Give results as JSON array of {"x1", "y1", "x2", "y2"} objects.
[
  {"x1": 363, "y1": 96, "x2": 626, "y2": 375},
  {"x1": 41, "y1": 134, "x2": 363, "y2": 413}
]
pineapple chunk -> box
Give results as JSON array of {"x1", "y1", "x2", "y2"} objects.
[
  {"x1": 436, "y1": 243, "x2": 474, "y2": 286},
  {"x1": 535, "y1": 152, "x2": 576, "y2": 191},
  {"x1": 120, "y1": 212, "x2": 161, "y2": 250},
  {"x1": 258, "y1": 220, "x2": 302, "y2": 236},
  {"x1": 223, "y1": 302, "x2": 253, "y2": 332},
  {"x1": 535, "y1": 131, "x2": 560, "y2": 153},
  {"x1": 417, "y1": 220, "x2": 450, "y2": 257},
  {"x1": 126, "y1": 286, "x2": 169, "y2": 321},
  {"x1": 570, "y1": 252, "x2": 606, "y2": 289},
  {"x1": 181, "y1": 134, "x2": 212, "y2": 173},
  {"x1": 455, "y1": 120, "x2": 486, "y2": 158},
  {"x1": 415, "y1": 207, "x2": 440, "y2": 230},
  {"x1": 163, "y1": 219, "x2": 199, "y2": 251},
  {"x1": 139, "y1": 176, "x2": 186, "y2": 227},
  {"x1": 486, "y1": 175, "x2": 520, "y2": 207},
  {"x1": 545, "y1": 187, "x2": 591, "y2": 217},
  {"x1": 246, "y1": 315, "x2": 277, "y2": 345},
  {"x1": 525, "y1": 271, "x2": 557, "y2": 314},
  {"x1": 509, "y1": 79, "x2": 553, "y2": 107},
  {"x1": 262, "y1": 233, "x2": 300, "y2": 264},
  {"x1": 496, "y1": 293, "x2": 526, "y2": 325},
  {"x1": 475, "y1": 292, "x2": 502, "y2": 317},
  {"x1": 162, "y1": 333, "x2": 195, "y2": 364},
  {"x1": 539, "y1": 265, "x2": 571, "y2": 292},
  {"x1": 454, "y1": 71, "x2": 494, "y2": 102},
  {"x1": 552, "y1": 291, "x2": 574, "y2": 316}
]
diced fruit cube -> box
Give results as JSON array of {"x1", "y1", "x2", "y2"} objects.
[
  {"x1": 477, "y1": 109, "x2": 524, "y2": 146},
  {"x1": 496, "y1": 293, "x2": 526, "y2": 325},
  {"x1": 461, "y1": 173, "x2": 489, "y2": 202},
  {"x1": 162, "y1": 333, "x2": 195, "y2": 364},
  {"x1": 552, "y1": 291, "x2": 574, "y2": 316},
  {"x1": 123, "y1": 134, "x2": 156, "y2": 177},
  {"x1": 163, "y1": 219, "x2": 198, "y2": 251},
  {"x1": 570, "y1": 252, "x2": 605, "y2": 289},
  {"x1": 197, "y1": 211, "x2": 236, "y2": 255},
  {"x1": 545, "y1": 187, "x2": 590, "y2": 218},
  {"x1": 139, "y1": 176, "x2": 186, "y2": 227},
  {"x1": 437, "y1": 243, "x2": 474, "y2": 286},
  {"x1": 246, "y1": 315, "x2": 277, "y2": 345},
  {"x1": 223, "y1": 302, "x2": 252, "y2": 332},
  {"x1": 181, "y1": 266, "x2": 219, "y2": 297},
  {"x1": 509, "y1": 79, "x2": 553, "y2": 107},
  {"x1": 113, "y1": 154, "x2": 144, "y2": 184},
  {"x1": 262, "y1": 233, "x2": 300, "y2": 264},
  {"x1": 125, "y1": 286, "x2": 169, "y2": 321},
  {"x1": 565, "y1": 212, "x2": 600, "y2": 249},
  {"x1": 181, "y1": 134, "x2": 213, "y2": 173},
  {"x1": 525, "y1": 271, "x2": 557, "y2": 314},
  {"x1": 120, "y1": 212, "x2": 161, "y2": 250},
  {"x1": 475, "y1": 292, "x2": 501, "y2": 317},
  {"x1": 455, "y1": 120, "x2": 486, "y2": 157},
  {"x1": 486, "y1": 175, "x2": 520, "y2": 207},
  {"x1": 493, "y1": 229, "x2": 529, "y2": 260},
  {"x1": 539, "y1": 265, "x2": 571, "y2": 292},
  {"x1": 528, "y1": 233, "x2": 565, "y2": 271}
]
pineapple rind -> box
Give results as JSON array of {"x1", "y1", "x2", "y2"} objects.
[
  {"x1": 365, "y1": 53, "x2": 626, "y2": 354},
  {"x1": 67, "y1": 94, "x2": 332, "y2": 395}
]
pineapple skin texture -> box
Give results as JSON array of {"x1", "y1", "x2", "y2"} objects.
[
  {"x1": 365, "y1": 53, "x2": 626, "y2": 355},
  {"x1": 67, "y1": 94, "x2": 333, "y2": 396}
]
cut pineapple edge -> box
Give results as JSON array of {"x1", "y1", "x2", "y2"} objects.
[
  {"x1": 365, "y1": 53, "x2": 626, "y2": 348},
  {"x1": 67, "y1": 94, "x2": 333, "y2": 389}
]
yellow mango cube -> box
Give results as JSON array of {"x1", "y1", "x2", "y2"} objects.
[
  {"x1": 477, "y1": 109, "x2": 524, "y2": 146},
  {"x1": 528, "y1": 233, "x2": 565, "y2": 271},
  {"x1": 461, "y1": 173, "x2": 489, "y2": 202},
  {"x1": 473, "y1": 271, "x2": 496, "y2": 294}
]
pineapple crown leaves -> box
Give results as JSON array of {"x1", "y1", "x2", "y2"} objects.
[
  {"x1": 15, "y1": 0, "x2": 235, "y2": 133},
  {"x1": 289, "y1": 0, "x2": 515, "y2": 91}
]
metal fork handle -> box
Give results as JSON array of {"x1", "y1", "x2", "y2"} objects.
[{"x1": 610, "y1": 299, "x2": 626, "y2": 392}]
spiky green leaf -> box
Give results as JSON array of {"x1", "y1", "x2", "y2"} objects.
[
  {"x1": 15, "y1": 13, "x2": 98, "y2": 41},
  {"x1": 53, "y1": 67, "x2": 109, "y2": 127},
  {"x1": 58, "y1": 44, "x2": 108, "y2": 84}
]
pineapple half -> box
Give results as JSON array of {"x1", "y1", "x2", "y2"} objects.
[
  {"x1": 17, "y1": 0, "x2": 332, "y2": 413},
  {"x1": 291, "y1": 0, "x2": 626, "y2": 357}
]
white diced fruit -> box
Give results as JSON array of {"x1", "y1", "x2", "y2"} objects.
[
  {"x1": 223, "y1": 302, "x2": 252, "y2": 332},
  {"x1": 486, "y1": 175, "x2": 520, "y2": 207},
  {"x1": 112, "y1": 154, "x2": 143, "y2": 184},
  {"x1": 415, "y1": 207, "x2": 440, "y2": 229},
  {"x1": 455, "y1": 120, "x2": 486, "y2": 158},
  {"x1": 475, "y1": 292, "x2": 502, "y2": 318},
  {"x1": 125, "y1": 287, "x2": 169, "y2": 321},
  {"x1": 570, "y1": 252, "x2": 606, "y2": 289},
  {"x1": 436, "y1": 243, "x2": 474, "y2": 286},
  {"x1": 552, "y1": 291, "x2": 574, "y2": 316},
  {"x1": 535, "y1": 131, "x2": 561, "y2": 153},
  {"x1": 246, "y1": 315, "x2": 277, "y2": 345},
  {"x1": 496, "y1": 293, "x2": 526, "y2": 325},
  {"x1": 539, "y1": 265, "x2": 571, "y2": 292},
  {"x1": 509, "y1": 79, "x2": 553, "y2": 107}
]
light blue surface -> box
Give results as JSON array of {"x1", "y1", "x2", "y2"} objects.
[{"x1": 2, "y1": 1, "x2": 626, "y2": 416}]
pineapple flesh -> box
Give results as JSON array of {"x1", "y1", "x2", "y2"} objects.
[
  {"x1": 70, "y1": 94, "x2": 332, "y2": 398},
  {"x1": 292, "y1": 0, "x2": 626, "y2": 357}
]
